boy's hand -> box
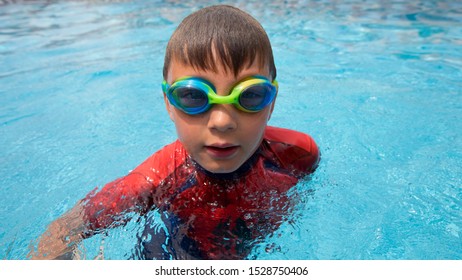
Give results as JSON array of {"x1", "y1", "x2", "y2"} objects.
[{"x1": 28, "y1": 203, "x2": 87, "y2": 260}]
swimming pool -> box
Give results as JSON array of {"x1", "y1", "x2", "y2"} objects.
[{"x1": 1, "y1": 0, "x2": 461, "y2": 260}]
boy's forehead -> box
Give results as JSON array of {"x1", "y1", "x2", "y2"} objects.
[{"x1": 167, "y1": 58, "x2": 270, "y2": 82}]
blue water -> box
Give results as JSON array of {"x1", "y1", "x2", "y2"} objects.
[{"x1": 1, "y1": 0, "x2": 461, "y2": 260}]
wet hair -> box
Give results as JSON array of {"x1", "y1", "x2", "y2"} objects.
[{"x1": 163, "y1": 5, "x2": 276, "y2": 80}]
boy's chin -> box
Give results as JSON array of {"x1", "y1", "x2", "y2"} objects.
[
  {"x1": 196, "y1": 159, "x2": 243, "y2": 174},
  {"x1": 202, "y1": 164, "x2": 240, "y2": 174}
]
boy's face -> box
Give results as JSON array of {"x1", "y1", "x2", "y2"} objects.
[{"x1": 165, "y1": 59, "x2": 276, "y2": 173}]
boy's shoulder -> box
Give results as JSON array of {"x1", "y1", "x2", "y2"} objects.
[
  {"x1": 264, "y1": 126, "x2": 318, "y2": 154},
  {"x1": 263, "y1": 126, "x2": 320, "y2": 176},
  {"x1": 132, "y1": 139, "x2": 187, "y2": 176}
]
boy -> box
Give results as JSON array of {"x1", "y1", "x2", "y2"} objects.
[{"x1": 31, "y1": 5, "x2": 319, "y2": 260}]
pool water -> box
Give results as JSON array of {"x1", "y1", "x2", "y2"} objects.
[{"x1": 1, "y1": 0, "x2": 461, "y2": 260}]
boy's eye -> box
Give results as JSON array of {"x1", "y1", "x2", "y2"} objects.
[
  {"x1": 175, "y1": 88, "x2": 208, "y2": 108},
  {"x1": 239, "y1": 85, "x2": 268, "y2": 109}
]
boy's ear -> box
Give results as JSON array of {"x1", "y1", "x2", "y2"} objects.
[{"x1": 163, "y1": 94, "x2": 175, "y2": 122}]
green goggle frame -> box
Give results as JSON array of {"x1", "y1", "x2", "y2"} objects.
[{"x1": 162, "y1": 75, "x2": 278, "y2": 115}]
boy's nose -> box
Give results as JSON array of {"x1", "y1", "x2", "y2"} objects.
[{"x1": 207, "y1": 105, "x2": 238, "y2": 132}]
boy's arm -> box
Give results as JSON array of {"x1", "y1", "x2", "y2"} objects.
[
  {"x1": 30, "y1": 141, "x2": 187, "y2": 259},
  {"x1": 30, "y1": 202, "x2": 88, "y2": 260}
]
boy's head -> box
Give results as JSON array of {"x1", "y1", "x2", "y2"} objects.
[
  {"x1": 162, "y1": 5, "x2": 278, "y2": 174},
  {"x1": 163, "y1": 5, "x2": 276, "y2": 80}
]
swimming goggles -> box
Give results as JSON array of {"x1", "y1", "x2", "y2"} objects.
[{"x1": 162, "y1": 75, "x2": 278, "y2": 115}]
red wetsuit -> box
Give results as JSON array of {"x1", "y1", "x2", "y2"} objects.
[{"x1": 82, "y1": 126, "x2": 320, "y2": 259}]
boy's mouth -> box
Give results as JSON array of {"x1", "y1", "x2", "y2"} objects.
[{"x1": 205, "y1": 144, "x2": 239, "y2": 158}]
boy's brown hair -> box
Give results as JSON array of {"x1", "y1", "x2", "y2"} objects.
[{"x1": 163, "y1": 5, "x2": 277, "y2": 80}]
